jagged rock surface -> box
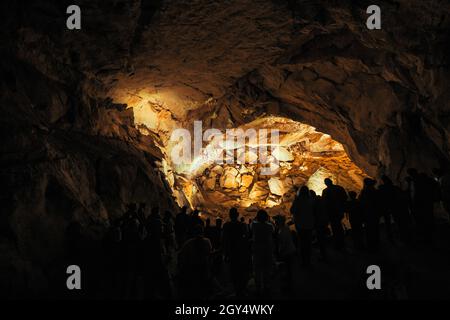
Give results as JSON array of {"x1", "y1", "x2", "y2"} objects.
[{"x1": 1, "y1": 0, "x2": 449, "y2": 296}]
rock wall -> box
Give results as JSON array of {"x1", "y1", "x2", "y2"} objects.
[
  {"x1": 0, "y1": 0, "x2": 176, "y2": 296},
  {"x1": 185, "y1": 0, "x2": 450, "y2": 181},
  {"x1": 185, "y1": 117, "x2": 368, "y2": 217}
]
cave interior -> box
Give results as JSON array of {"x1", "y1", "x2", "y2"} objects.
[{"x1": 1, "y1": 0, "x2": 450, "y2": 298}]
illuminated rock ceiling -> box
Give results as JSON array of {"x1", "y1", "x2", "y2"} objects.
[
  {"x1": 94, "y1": 0, "x2": 450, "y2": 186},
  {"x1": 167, "y1": 117, "x2": 368, "y2": 217}
]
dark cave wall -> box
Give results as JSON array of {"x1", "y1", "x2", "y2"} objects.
[
  {"x1": 0, "y1": 58, "x2": 177, "y2": 296},
  {"x1": 0, "y1": 0, "x2": 175, "y2": 295}
]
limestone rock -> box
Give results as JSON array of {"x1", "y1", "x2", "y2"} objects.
[
  {"x1": 240, "y1": 199, "x2": 254, "y2": 208},
  {"x1": 239, "y1": 165, "x2": 251, "y2": 174},
  {"x1": 249, "y1": 181, "x2": 269, "y2": 200},
  {"x1": 306, "y1": 167, "x2": 334, "y2": 196},
  {"x1": 238, "y1": 148, "x2": 258, "y2": 164},
  {"x1": 204, "y1": 176, "x2": 216, "y2": 191},
  {"x1": 268, "y1": 177, "x2": 285, "y2": 196},
  {"x1": 240, "y1": 174, "x2": 254, "y2": 189},
  {"x1": 272, "y1": 147, "x2": 294, "y2": 162},
  {"x1": 266, "y1": 198, "x2": 280, "y2": 208},
  {"x1": 283, "y1": 177, "x2": 294, "y2": 189},
  {"x1": 211, "y1": 165, "x2": 224, "y2": 175},
  {"x1": 220, "y1": 167, "x2": 240, "y2": 189},
  {"x1": 259, "y1": 162, "x2": 280, "y2": 175}
]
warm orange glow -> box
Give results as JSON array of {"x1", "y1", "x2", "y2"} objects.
[{"x1": 186, "y1": 116, "x2": 369, "y2": 217}]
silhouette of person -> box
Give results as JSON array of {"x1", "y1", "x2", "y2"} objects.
[
  {"x1": 174, "y1": 206, "x2": 189, "y2": 248},
  {"x1": 313, "y1": 194, "x2": 330, "y2": 261},
  {"x1": 162, "y1": 210, "x2": 176, "y2": 254},
  {"x1": 209, "y1": 218, "x2": 224, "y2": 276},
  {"x1": 378, "y1": 175, "x2": 397, "y2": 243},
  {"x1": 359, "y1": 178, "x2": 380, "y2": 253},
  {"x1": 291, "y1": 186, "x2": 314, "y2": 266},
  {"x1": 247, "y1": 218, "x2": 253, "y2": 238},
  {"x1": 407, "y1": 168, "x2": 437, "y2": 244},
  {"x1": 122, "y1": 203, "x2": 140, "y2": 244},
  {"x1": 177, "y1": 224, "x2": 213, "y2": 299},
  {"x1": 394, "y1": 186, "x2": 413, "y2": 244},
  {"x1": 103, "y1": 218, "x2": 124, "y2": 298},
  {"x1": 121, "y1": 203, "x2": 142, "y2": 297},
  {"x1": 274, "y1": 215, "x2": 296, "y2": 292},
  {"x1": 187, "y1": 209, "x2": 204, "y2": 239},
  {"x1": 204, "y1": 218, "x2": 213, "y2": 241},
  {"x1": 137, "y1": 202, "x2": 147, "y2": 225},
  {"x1": 210, "y1": 218, "x2": 223, "y2": 250},
  {"x1": 251, "y1": 209, "x2": 274, "y2": 296},
  {"x1": 222, "y1": 208, "x2": 251, "y2": 297},
  {"x1": 407, "y1": 168, "x2": 422, "y2": 222},
  {"x1": 322, "y1": 178, "x2": 347, "y2": 250},
  {"x1": 146, "y1": 206, "x2": 162, "y2": 241},
  {"x1": 346, "y1": 191, "x2": 364, "y2": 250},
  {"x1": 239, "y1": 217, "x2": 250, "y2": 236},
  {"x1": 144, "y1": 206, "x2": 171, "y2": 298}
]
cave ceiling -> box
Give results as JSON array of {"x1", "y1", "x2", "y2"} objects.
[
  {"x1": 8, "y1": 0, "x2": 450, "y2": 211},
  {"x1": 93, "y1": 0, "x2": 450, "y2": 181}
]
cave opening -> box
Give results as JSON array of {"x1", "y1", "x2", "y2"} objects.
[{"x1": 141, "y1": 114, "x2": 370, "y2": 220}]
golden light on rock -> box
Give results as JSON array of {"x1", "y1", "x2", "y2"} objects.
[
  {"x1": 306, "y1": 167, "x2": 334, "y2": 195},
  {"x1": 125, "y1": 108, "x2": 369, "y2": 218},
  {"x1": 180, "y1": 116, "x2": 369, "y2": 218}
]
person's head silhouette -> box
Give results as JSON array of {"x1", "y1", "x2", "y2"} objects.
[
  {"x1": 229, "y1": 208, "x2": 239, "y2": 222},
  {"x1": 324, "y1": 178, "x2": 333, "y2": 187},
  {"x1": 151, "y1": 206, "x2": 160, "y2": 217},
  {"x1": 256, "y1": 209, "x2": 269, "y2": 223},
  {"x1": 274, "y1": 214, "x2": 286, "y2": 227},
  {"x1": 299, "y1": 185, "x2": 309, "y2": 197},
  {"x1": 364, "y1": 178, "x2": 376, "y2": 188}
]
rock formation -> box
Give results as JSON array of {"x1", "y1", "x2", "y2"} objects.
[
  {"x1": 188, "y1": 117, "x2": 368, "y2": 218},
  {"x1": 1, "y1": 0, "x2": 449, "y2": 296}
]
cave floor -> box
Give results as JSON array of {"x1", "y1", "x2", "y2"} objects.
[
  {"x1": 50, "y1": 216, "x2": 450, "y2": 300},
  {"x1": 90, "y1": 218, "x2": 450, "y2": 300},
  {"x1": 210, "y1": 221, "x2": 450, "y2": 300}
]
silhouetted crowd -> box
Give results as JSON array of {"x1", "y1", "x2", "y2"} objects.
[{"x1": 96, "y1": 167, "x2": 450, "y2": 299}]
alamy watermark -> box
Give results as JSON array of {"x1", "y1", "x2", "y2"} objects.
[
  {"x1": 366, "y1": 265, "x2": 381, "y2": 290},
  {"x1": 65, "y1": 4, "x2": 381, "y2": 31},
  {"x1": 66, "y1": 265, "x2": 81, "y2": 290}
]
